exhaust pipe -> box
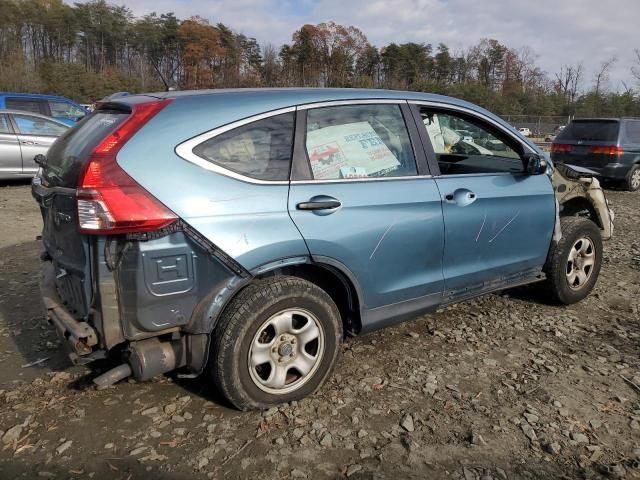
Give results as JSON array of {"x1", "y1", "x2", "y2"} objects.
[
  {"x1": 92, "y1": 337, "x2": 187, "y2": 388},
  {"x1": 93, "y1": 363, "x2": 132, "y2": 388}
]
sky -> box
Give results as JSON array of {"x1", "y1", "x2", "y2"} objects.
[{"x1": 80, "y1": 0, "x2": 640, "y2": 90}]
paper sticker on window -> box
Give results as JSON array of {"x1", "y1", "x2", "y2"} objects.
[{"x1": 307, "y1": 122, "x2": 400, "y2": 179}]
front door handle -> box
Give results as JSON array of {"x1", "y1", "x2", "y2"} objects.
[
  {"x1": 297, "y1": 200, "x2": 342, "y2": 210},
  {"x1": 21, "y1": 140, "x2": 39, "y2": 145},
  {"x1": 445, "y1": 189, "x2": 477, "y2": 206}
]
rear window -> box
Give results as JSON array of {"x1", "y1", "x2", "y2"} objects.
[
  {"x1": 43, "y1": 110, "x2": 127, "y2": 187},
  {"x1": 557, "y1": 120, "x2": 619, "y2": 142}
]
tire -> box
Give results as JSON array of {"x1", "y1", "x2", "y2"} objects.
[
  {"x1": 209, "y1": 276, "x2": 342, "y2": 410},
  {"x1": 543, "y1": 217, "x2": 603, "y2": 305},
  {"x1": 625, "y1": 165, "x2": 640, "y2": 191}
]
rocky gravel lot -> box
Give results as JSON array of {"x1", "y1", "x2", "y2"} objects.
[{"x1": 0, "y1": 181, "x2": 638, "y2": 480}]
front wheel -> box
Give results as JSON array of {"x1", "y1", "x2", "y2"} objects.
[
  {"x1": 209, "y1": 276, "x2": 343, "y2": 410},
  {"x1": 543, "y1": 217, "x2": 603, "y2": 304}
]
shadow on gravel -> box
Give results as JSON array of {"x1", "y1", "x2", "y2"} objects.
[
  {"x1": 0, "y1": 240, "x2": 73, "y2": 377},
  {"x1": 0, "y1": 178, "x2": 32, "y2": 188},
  {"x1": 0, "y1": 458, "x2": 198, "y2": 480}
]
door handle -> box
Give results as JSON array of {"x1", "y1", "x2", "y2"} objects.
[
  {"x1": 21, "y1": 140, "x2": 38, "y2": 145},
  {"x1": 297, "y1": 200, "x2": 342, "y2": 210},
  {"x1": 445, "y1": 189, "x2": 478, "y2": 206}
]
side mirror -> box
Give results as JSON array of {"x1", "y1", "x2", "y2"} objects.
[{"x1": 524, "y1": 153, "x2": 548, "y2": 175}]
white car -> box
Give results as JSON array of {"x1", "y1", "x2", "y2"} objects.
[{"x1": 518, "y1": 127, "x2": 532, "y2": 137}]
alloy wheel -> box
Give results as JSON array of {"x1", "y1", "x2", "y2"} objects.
[{"x1": 566, "y1": 236, "x2": 595, "y2": 290}]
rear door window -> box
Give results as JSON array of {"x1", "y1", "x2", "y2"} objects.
[
  {"x1": 304, "y1": 104, "x2": 416, "y2": 180},
  {"x1": 43, "y1": 110, "x2": 127, "y2": 187},
  {"x1": 13, "y1": 114, "x2": 67, "y2": 136},
  {"x1": 193, "y1": 112, "x2": 295, "y2": 181},
  {"x1": 6, "y1": 97, "x2": 47, "y2": 115},
  {"x1": 557, "y1": 120, "x2": 620, "y2": 142}
]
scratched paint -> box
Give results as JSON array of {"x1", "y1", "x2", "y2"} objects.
[
  {"x1": 488, "y1": 210, "x2": 521, "y2": 243},
  {"x1": 369, "y1": 221, "x2": 396, "y2": 260}
]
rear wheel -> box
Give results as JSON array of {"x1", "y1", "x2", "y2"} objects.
[
  {"x1": 625, "y1": 165, "x2": 640, "y2": 191},
  {"x1": 209, "y1": 276, "x2": 342, "y2": 410},
  {"x1": 543, "y1": 217, "x2": 602, "y2": 304}
]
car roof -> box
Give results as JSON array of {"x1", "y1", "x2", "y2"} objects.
[
  {"x1": 0, "y1": 109, "x2": 70, "y2": 125},
  {"x1": 572, "y1": 118, "x2": 621, "y2": 122},
  {"x1": 115, "y1": 87, "x2": 527, "y2": 142},
  {"x1": 133, "y1": 87, "x2": 488, "y2": 111}
]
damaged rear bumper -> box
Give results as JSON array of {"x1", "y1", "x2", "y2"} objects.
[{"x1": 40, "y1": 262, "x2": 99, "y2": 359}]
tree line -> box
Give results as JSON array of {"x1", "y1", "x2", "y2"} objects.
[{"x1": 1, "y1": 0, "x2": 639, "y2": 117}]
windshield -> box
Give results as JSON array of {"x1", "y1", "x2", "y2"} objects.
[
  {"x1": 557, "y1": 120, "x2": 619, "y2": 142},
  {"x1": 43, "y1": 110, "x2": 127, "y2": 187}
]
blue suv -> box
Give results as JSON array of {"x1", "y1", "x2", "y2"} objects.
[
  {"x1": 0, "y1": 92, "x2": 87, "y2": 125},
  {"x1": 32, "y1": 89, "x2": 611, "y2": 410}
]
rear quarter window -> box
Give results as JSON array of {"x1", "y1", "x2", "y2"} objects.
[
  {"x1": 192, "y1": 112, "x2": 295, "y2": 181},
  {"x1": 623, "y1": 120, "x2": 640, "y2": 144},
  {"x1": 43, "y1": 110, "x2": 127, "y2": 187},
  {"x1": 557, "y1": 120, "x2": 620, "y2": 142}
]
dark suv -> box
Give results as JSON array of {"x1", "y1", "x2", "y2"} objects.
[{"x1": 551, "y1": 118, "x2": 640, "y2": 191}]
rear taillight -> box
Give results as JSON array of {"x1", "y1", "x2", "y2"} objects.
[
  {"x1": 551, "y1": 143, "x2": 572, "y2": 154},
  {"x1": 77, "y1": 99, "x2": 177, "y2": 235},
  {"x1": 589, "y1": 145, "x2": 624, "y2": 155}
]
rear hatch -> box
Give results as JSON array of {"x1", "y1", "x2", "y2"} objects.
[
  {"x1": 32, "y1": 108, "x2": 130, "y2": 318},
  {"x1": 551, "y1": 119, "x2": 621, "y2": 169}
]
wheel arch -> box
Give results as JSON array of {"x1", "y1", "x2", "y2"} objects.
[
  {"x1": 560, "y1": 197, "x2": 602, "y2": 230},
  {"x1": 253, "y1": 258, "x2": 363, "y2": 336}
]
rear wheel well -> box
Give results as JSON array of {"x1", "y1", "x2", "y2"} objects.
[
  {"x1": 255, "y1": 263, "x2": 361, "y2": 336},
  {"x1": 560, "y1": 198, "x2": 601, "y2": 229}
]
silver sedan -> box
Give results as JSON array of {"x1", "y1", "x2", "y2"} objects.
[{"x1": 0, "y1": 109, "x2": 69, "y2": 180}]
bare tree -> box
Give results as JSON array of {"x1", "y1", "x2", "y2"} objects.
[
  {"x1": 592, "y1": 57, "x2": 617, "y2": 115},
  {"x1": 594, "y1": 56, "x2": 617, "y2": 98},
  {"x1": 632, "y1": 49, "x2": 640, "y2": 82},
  {"x1": 555, "y1": 62, "x2": 583, "y2": 114},
  {"x1": 261, "y1": 43, "x2": 279, "y2": 86}
]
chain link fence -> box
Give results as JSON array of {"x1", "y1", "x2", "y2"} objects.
[{"x1": 501, "y1": 115, "x2": 573, "y2": 138}]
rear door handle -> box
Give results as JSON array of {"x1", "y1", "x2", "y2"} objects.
[{"x1": 297, "y1": 200, "x2": 342, "y2": 210}]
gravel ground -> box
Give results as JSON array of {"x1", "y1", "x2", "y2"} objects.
[{"x1": 0, "y1": 181, "x2": 638, "y2": 480}]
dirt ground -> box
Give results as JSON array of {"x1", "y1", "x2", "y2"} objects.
[{"x1": 0, "y1": 181, "x2": 638, "y2": 480}]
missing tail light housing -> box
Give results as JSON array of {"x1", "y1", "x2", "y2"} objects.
[{"x1": 77, "y1": 99, "x2": 177, "y2": 234}]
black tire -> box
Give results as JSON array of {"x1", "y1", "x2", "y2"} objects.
[
  {"x1": 543, "y1": 217, "x2": 603, "y2": 305},
  {"x1": 209, "y1": 276, "x2": 342, "y2": 410},
  {"x1": 625, "y1": 164, "x2": 640, "y2": 191}
]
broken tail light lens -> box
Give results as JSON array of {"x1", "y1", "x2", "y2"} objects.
[
  {"x1": 77, "y1": 100, "x2": 177, "y2": 235},
  {"x1": 550, "y1": 143, "x2": 572, "y2": 154}
]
